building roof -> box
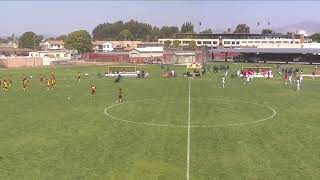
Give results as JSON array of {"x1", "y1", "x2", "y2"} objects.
[
  {"x1": 133, "y1": 47, "x2": 164, "y2": 53},
  {"x1": 0, "y1": 47, "x2": 33, "y2": 52},
  {"x1": 109, "y1": 41, "x2": 142, "y2": 48},
  {"x1": 209, "y1": 48, "x2": 320, "y2": 54},
  {"x1": 45, "y1": 40, "x2": 64, "y2": 45},
  {"x1": 170, "y1": 33, "x2": 304, "y2": 40},
  {"x1": 93, "y1": 41, "x2": 107, "y2": 46}
]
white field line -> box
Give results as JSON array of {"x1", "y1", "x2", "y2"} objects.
[
  {"x1": 186, "y1": 79, "x2": 191, "y2": 180},
  {"x1": 104, "y1": 98, "x2": 277, "y2": 128}
]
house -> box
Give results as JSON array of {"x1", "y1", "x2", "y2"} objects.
[
  {"x1": 0, "y1": 47, "x2": 33, "y2": 57},
  {"x1": 29, "y1": 49, "x2": 78, "y2": 65},
  {"x1": 43, "y1": 40, "x2": 65, "y2": 50},
  {"x1": 129, "y1": 46, "x2": 163, "y2": 59},
  {"x1": 92, "y1": 41, "x2": 142, "y2": 52},
  {"x1": 93, "y1": 41, "x2": 113, "y2": 52},
  {"x1": 0, "y1": 41, "x2": 18, "y2": 48},
  {"x1": 109, "y1": 41, "x2": 142, "y2": 51}
]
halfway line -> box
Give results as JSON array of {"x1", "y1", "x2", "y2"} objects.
[{"x1": 186, "y1": 79, "x2": 191, "y2": 180}]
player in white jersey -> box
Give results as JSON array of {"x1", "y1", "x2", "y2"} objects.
[
  {"x1": 299, "y1": 71, "x2": 303, "y2": 84},
  {"x1": 288, "y1": 74, "x2": 292, "y2": 84},
  {"x1": 222, "y1": 77, "x2": 225, "y2": 88},
  {"x1": 296, "y1": 78, "x2": 301, "y2": 91}
]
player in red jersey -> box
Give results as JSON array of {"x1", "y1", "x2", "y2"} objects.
[{"x1": 284, "y1": 73, "x2": 288, "y2": 85}]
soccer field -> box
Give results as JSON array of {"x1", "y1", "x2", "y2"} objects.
[{"x1": 0, "y1": 63, "x2": 319, "y2": 180}]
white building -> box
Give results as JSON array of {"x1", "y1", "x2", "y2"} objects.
[
  {"x1": 93, "y1": 41, "x2": 113, "y2": 52},
  {"x1": 129, "y1": 47, "x2": 164, "y2": 58},
  {"x1": 29, "y1": 49, "x2": 77, "y2": 65},
  {"x1": 158, "y1": 33, "x2": 309, "y2": 48},
  {"x1": 43, "y1": 40, "x2": 65, "y2": 50}
]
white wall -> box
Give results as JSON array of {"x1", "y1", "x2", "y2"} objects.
[
  {"x1": 102, "y1": 42, "x2": 114, "y2": 52},
  {"x1": 29, "y1": 51, "x2": 72, "y2": 61},
  {"x1": 43, "y1": 42, "x2": 64, "y2": 50},
  {"x1": 158, "y1": 38, "x2": 302, "y2": 48}
]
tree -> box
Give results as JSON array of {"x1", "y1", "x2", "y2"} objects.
[
  {"x1": 310, "y1": 33, "x2": 320, "y2": 42},
  {"x1": 164, "y1": 40, "x2": 171, "y2": 47},
  {"x1": 181, "y1": 22, "x2": 194, "y2": 33},
  {"x1": 56, "y1": 35, "x2": 67, "y2": 41},
  {"x1": 188, "y1": 40, "x2": 197, "y2": 50},
  {"x1": 92, "y1": 20, "x2": 154, "y2": 41},
  {"x1": 233, "y1": 24, "x2": 250, "y2": 34},
  {"x1": 200, "y1": 28, "x2": 213, "y2": 34},
  {"x1": 172, "y1": 40, "x2": 181, "y2": 48},
  {"x1": 151, "y1": 26, "x2": 161, "y2": 41},
  {"x1": 18, "y1": 31, "x2": 42, "y2": 50},
  {"x1": 261, "y1": 29, "x2": 273, "y2": 35},
  {"x1": 119, "y1": 29, "x2": 133, "y2": 40},
  {"x1": 64, "y1": 30, "x2": 92, "y2": 54},
  {"x1": 160, "y1": 26, "x2": 179, "y2": 38}
]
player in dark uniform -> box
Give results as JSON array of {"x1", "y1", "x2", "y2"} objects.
[
  {"x1": 46, "y1": 77, "x2": 51, "y2": 90},
  {"x1": 40, "y1": 74, "x2": 44, "y2": 86},
  {"x1": 51, "y1": 76, "x2": 56, "y2": 88},
  {"x1": 117, "y1": 88, "x2": 123, "y2": 103},
  {"x1": 91, "y1": 85, "x2": 96, "y2": 98},
  {"x1": 22, "y1": 76, "x2": 28, "y2": 91},
  {"x1": 3, "y1": 80, "x2": 8, "y2": 91},
  {"x1": 77, "y1": 72, "x2": 81, "y2": 82},
  {"x1": 9, "y1": 75, "x2": 13, "y2": 86}
]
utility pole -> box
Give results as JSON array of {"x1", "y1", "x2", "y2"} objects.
[{"x1": 33, "y1": 34, "x2": 36, "y2": 67}]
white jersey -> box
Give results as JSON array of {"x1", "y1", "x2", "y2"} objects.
[
  {"x1": 222, "y1": 77, "x2": 225, "y2": 88},
  {"x1": 289, "y1": 75, "x2": 292, "y2": 84},
  {"x1": 296, "y1": 80, "x2": 301, "y2": 91},
  {"x1": 237, "y1": 70, "x2": 240, "y2": 76}
]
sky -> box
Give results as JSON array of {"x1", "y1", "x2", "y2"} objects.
[{"x1": 1, "y1": 1, "x2": 320, "y2": 37}]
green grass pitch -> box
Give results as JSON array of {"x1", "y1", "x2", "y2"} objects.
[{"x1": 0, "y1": 63, "x2": 319, "y2": 180}]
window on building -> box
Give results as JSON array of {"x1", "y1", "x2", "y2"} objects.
[
  {"x1": 183, "y1": 41, "x2": 190, "y2": 44},
  {"x1": 203, "y1": 41, "x2": 211, "y2": 45},
  {"x1": 236, "y1": 41, "x2": 240, "y2": 45},
  {"x1": 276, "y1": 41, "x2": 281, "y2": 43},
  {"x1": 283, "y1": 41, "x2": 289, "y2": 44},
  {"x1": 241, "y1": 41, "x2": 247, "y2": 44},
  {"x1": 254, "y1": 41, "x2": 260, "y2": 43},
  {"x1": 268, "y1": 41, "x2": 274, "y2": 44},
  {"x1": 57, "y1": 45, "x2": 60, "y2": 48},
  {"x1": 248, "y1": 41, "x2": 253, "y2": 43},
  {"x1": 261, "y1": 41, "x2": 267, "y2": 43},
  {"x1": 103, "y1": 45, "x2": 106, "y2": 48},
  {"x1": 197, "y1": 41, "x2": 202, "y2": 45},
  {"x1": 231, "y1": 41, "x2": 236, "y2": 45},
  {"x1": 64, "y1": 54, "x2": 67, "y2": 57},
  {"x1": 107, "y1": 45, "x2": 110, "y2": 48},
  {"x1": 295, "y1": 41, "x2": 300, "y2": 44},
  {"x1": 56, "y1": 54, "x2": 60, "y2": 58},
  {"x1": 212, "y1": 41, "x2": 217, "y2": 44},
  {"x1": 224, "y1": 41, "x2": 230, "y2": 44}
]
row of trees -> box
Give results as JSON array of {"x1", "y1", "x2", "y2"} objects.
[
  {"x1": 17, "y1": 31, "x2": 93, "y2": 53},
  {"x1": 15, "y1": 20, "x2": 320, "y2": 53},
  {"x1": 91, "y1": 20, "x2": 259, "y2": 41}
]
